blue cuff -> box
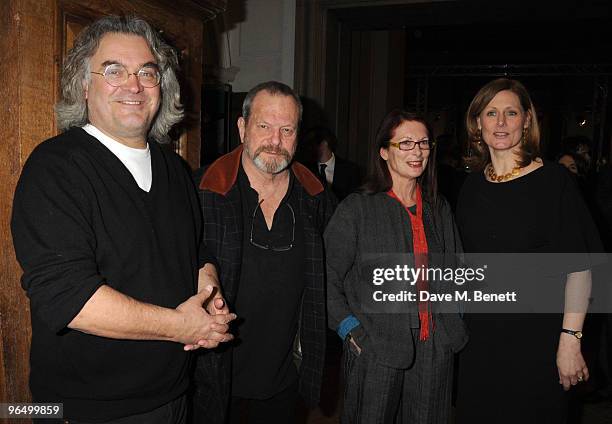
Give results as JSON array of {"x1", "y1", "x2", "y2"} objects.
[{"x1": 337, "y1": 315, "x2": 360, "y2": 340}]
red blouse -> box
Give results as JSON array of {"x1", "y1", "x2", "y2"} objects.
[{"x1": 387, "y1": 185, "x2": 432, "y2": 341}]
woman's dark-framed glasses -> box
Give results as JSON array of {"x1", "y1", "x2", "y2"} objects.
[
  {"x1": 389, "y1": 139, "x2": 435, "y2": 151},
  {"x1": 249, "y1": 201, "x2": 295, "y2": 251},
  {"x1": 91, "y1": 64, "x2": 161, "y2": 88}
]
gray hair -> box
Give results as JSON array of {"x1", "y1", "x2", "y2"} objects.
[
  {"x1": 55, "y1": 15, "x2": 183, "y2": 143},
  {"x1": 242, "y1": 81, "x2": 303, "y2": 124}
]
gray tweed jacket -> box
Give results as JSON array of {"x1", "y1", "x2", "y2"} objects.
[{"x1": 325, "y1": 192, "x2": 468, "y2": 369}]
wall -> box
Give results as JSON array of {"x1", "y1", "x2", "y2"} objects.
[{"x1": 216, "y1": 0, "x2": 296, "y2": 92}]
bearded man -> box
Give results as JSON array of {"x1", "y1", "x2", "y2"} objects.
[{"x1": 192, "y1": 81, "x2": 335, "y2": 424}]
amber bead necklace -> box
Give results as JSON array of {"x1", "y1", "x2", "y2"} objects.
[{"x1": 486, "y1": 163, "x2": 523, "y2": 182}]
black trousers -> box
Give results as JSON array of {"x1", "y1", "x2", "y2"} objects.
[
  {"x1": 38, "y1": 395, "x2": 187, "y2": 424},
  {"x1": 341, "y1": 331, "x2": 454, "y2": 424},
  {"x1": 228, "y1": 381, "x2": 298, "y2": 424}
]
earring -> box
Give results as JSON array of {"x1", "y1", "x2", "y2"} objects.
[
  {"x1": 475, "y1": 128, "x2": 482, "y2": 145},
  {"x1": 521, "y1": 128, "x2": 527, "y2": 145}
]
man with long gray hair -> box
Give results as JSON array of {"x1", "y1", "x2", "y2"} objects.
[{"x1": 11, "y1": 15, "x2": 234, "y2": 423}]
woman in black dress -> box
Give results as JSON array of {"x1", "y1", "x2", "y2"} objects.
[{"x1": 455, "y1": 78, "x2": 600, "y2": 423}]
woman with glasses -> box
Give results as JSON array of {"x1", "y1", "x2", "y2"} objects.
[
  {"x1": 325, "y1": 109, "x2": 468, "y2": 423},
  {"x1": 454, "y1": 78, "x2": 601, "y2": 423}
]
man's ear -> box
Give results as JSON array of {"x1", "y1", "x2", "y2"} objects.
[
  {"x1": 237, "y1": 117, "x2": 246, "y2": 144},
  {"x1": 83, "y1": 79, "x2": 89, "y2": 100}
]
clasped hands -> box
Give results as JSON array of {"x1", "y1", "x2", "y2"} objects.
[{"x1": 175, "y1": 285, "x2": 236, "y2": 351}]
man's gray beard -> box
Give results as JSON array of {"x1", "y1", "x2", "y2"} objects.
[
  {"x1": 253, "y1": 155, "x2": 289, "y2": 174},
  {"x1": 246, "y1": 143, "x2": 294, "y2": 174}
]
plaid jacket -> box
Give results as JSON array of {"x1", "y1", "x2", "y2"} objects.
[{"x1": 191, "y1": 146, "x2": 334, "y2": 423}]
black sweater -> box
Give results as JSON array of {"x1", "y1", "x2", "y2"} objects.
[{"x1": 11, "y1": 128, "x2": 202, "y2": 421}]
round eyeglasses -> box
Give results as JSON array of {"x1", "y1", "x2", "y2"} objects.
[
  {"x1": 91, "y1": 64, "x2": 161, "y2": 88},
  {"x1": 389, "y1": 139, "x2": 435, "y2": 151}
]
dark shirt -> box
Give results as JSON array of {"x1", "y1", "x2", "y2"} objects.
[
  {"x1": 11, "y1": 128, "x2": 200, "y2": 421},
  {"x1": 232, "y1": 166, "x2": 305, "y2": 399}
]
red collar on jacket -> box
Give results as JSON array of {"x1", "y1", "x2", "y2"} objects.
[{"x1": 198, "y1": 145, "x2": 324, "y2": 197}]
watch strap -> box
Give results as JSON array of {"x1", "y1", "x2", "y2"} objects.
[{"x1": 561, "y1": 328, "x2": 583, "y2": 339}]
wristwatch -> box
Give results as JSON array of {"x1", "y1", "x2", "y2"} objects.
[{"x1": 561, "y1": 328, "x2": 583, "y2": 339}]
